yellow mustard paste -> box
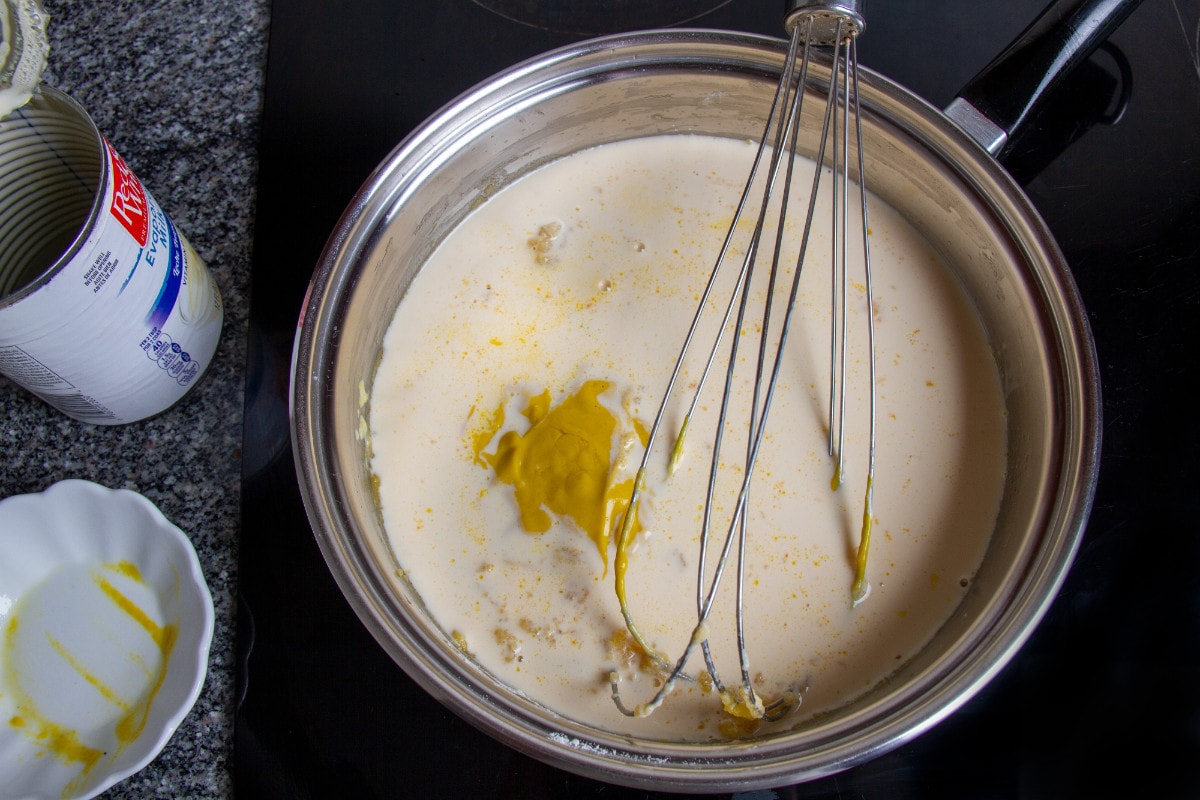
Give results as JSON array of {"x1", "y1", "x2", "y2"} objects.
[{"x1": 472, "y1": 380, "x2": 644, "y2": 572}]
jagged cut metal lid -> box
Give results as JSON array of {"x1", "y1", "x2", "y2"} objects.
[{"x1": 1, "y1": 0, "x2": 49, "y2": 119}]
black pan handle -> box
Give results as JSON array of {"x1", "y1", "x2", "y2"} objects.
[{"x1": 946, "y1": 0, "x2": 1143, "y2": 158}]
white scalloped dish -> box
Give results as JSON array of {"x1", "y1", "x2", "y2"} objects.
[{"x1": 0, "y1": 480, "x2": 213, "y2": 800}]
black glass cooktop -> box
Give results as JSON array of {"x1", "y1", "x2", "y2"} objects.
[{"x1": 236, "y1": 2, "x2": 1200, "y2": 796}]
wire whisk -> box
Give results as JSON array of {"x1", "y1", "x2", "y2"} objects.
[{"x1": 610, "y1": 0, "x2": 877, "y2": 724}]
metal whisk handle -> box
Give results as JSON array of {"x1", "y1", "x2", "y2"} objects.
[{"x1": 784, "y1": 0, "x2": 865, "y2": 43}]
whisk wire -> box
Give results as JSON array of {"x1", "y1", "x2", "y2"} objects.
[
  {"x1": 830, "y1": 23, "x2": 849, "y2": 481},
  {"x1": 611, "y1": 19, "x2": 809, "y2": 673},
  {"x1": 699, "y1": 15, "x2": 819, "y2": 709},
  {"x1": 849, "y1": 37, "x2": 878, "y2": 606},
  {"x1": 611, "y1": 3, "x2": 875, "y2": 721}
]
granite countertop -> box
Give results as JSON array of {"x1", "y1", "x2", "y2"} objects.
[{"x1": 0, "y1": 0, "x2": 269, "y2": 796}]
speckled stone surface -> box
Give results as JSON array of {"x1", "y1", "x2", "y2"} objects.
[{"x1": 0, "y1": 0, "x2": 267, "y2": 797}]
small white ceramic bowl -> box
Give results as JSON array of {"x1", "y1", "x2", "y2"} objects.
[{"x1": 0, "y1": 479, "x2": 213, "y2": 800}]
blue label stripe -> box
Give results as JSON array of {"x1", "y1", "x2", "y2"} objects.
[
  {"x1": 117, "y1": 246, "x2": 144, "y2": 294},
  {"x1": 146, "y1": 216, "x2": 184, "y2": 328}
]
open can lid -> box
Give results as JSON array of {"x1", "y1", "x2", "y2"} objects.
[{"x1": 0, "y1": 0, "x2": 49, "y2": 119}]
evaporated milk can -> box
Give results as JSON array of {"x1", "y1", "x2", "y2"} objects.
[{"x1": 0, "y1": 86, "x2": 223, "y2": 424}]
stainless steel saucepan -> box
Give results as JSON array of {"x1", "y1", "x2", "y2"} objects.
[{"x1": 290, "y1": 0, "x2": 1132, "y2": 790}]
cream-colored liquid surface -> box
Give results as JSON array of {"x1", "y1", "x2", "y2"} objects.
[{"x1": 369, "y1": 135, "x2": 1007, "y2": 741}]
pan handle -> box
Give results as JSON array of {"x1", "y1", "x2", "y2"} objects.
[{"x1": 945, "y1": 0, "x2": 1143, "y2": 158}]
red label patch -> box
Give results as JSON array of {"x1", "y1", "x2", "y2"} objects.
[{"x1": 105, "y1": 140, "x2": 148, "y2": 246}]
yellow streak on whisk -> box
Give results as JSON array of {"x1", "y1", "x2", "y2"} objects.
[
  {"x1": 851, "y1": 475, "x2": 874, "y2": 606},
  {"x1": 846, "y1": 36, "x2": 877, "y2": 608}
]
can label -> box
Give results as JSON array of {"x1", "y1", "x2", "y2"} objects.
[
  {"x1": 108, "y1": 141, "x2": 150, "y2": 245},
  {"x1": 0, "y1": 88, "x2": 223, "y2": 424}
]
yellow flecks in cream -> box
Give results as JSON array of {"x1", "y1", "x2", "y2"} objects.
[{"x1": 472, "y1": 380, "x2": 645, "y2": 571}]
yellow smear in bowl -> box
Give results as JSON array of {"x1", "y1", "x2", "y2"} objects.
[{"x1": 2, "y1": 560, "x2": 178, "y2": 795}]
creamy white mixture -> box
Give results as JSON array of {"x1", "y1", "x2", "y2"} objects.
[{"x1": 369, "y1": 135, "x2": 1006, "y2": 741}]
